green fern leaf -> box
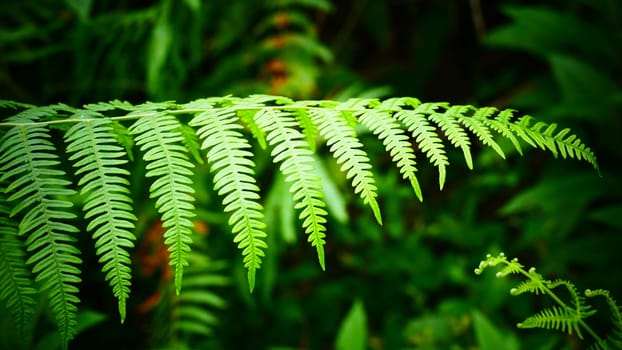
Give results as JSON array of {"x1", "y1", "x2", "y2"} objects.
[
  {"x1": 551, "y1": 127, "x2": 599, "y2": 171},
  {"x1": 190, "y1": 106, "x2": 267, "y2": 291},
  {"x1": 294, "y1": 109, "x2": 319, "y2": 153},
  {"x1": 429, "y1": 105, "x2": 474, "y2": 170},
  {"x1": 0, "y1": 100, "x2": 36, "y2": 110},
  {"x1": 254, "y1": 107, "x2": 329, "y2": 268},
  {"x1": 504, "y1": 112, "x2": 599, "y2": 172},
  {"x1": 178, "y1": 123, "x2": 205, "y2": 164},
  {"x1": 474, "y1": 107, "x2": 524, "y2": 155},
  {"x1": 309, "y1": 107, "x2": 382, "y2": 224},
  {"x1": 586, "y1": 289, "x2": 622, "y2": 349},
  {"x1": 65, "y1": 118, "x2": 136, "y2": 323},
  {"x1": 109, "y1": 121, "x2": 136, "y2": 162},
  {"x1": 518, "y1": 306, "x2": 582, "y2": 338},
  {"x1": 238, "y1": 108, "x2": 268, "y2": 150},
  {"x1": 0, "y1": 119, "x2": 81, "y2": 349},
  {"x1": 357, "y1": 108, "x2": 423, "y2": 201},
  {"x1": 458, "y1": 108, "x2": 506, "y2": 159},
  {"x1": 129, "y1": 114, "x2": 196, "y2": 295},
  {"x1": 0, "y1": 202, "x2": 37, "y2": 347},
  {"x1": 511, "y1": 279, "x2": 547, "y2": 295},
  {"x1": 395, "y1": 103, "x2": 450, "y2": 190}
]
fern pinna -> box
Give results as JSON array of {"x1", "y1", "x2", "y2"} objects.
[{"x1": 0, "y1": 95, "x2": 598, "y2": 348}]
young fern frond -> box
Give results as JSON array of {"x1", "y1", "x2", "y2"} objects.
[
  {"x1": 65, "y1": 118, "x2": 136, "y2": 323},
  {"x1": 130, "y1": 114, "x2": 196, "y2": 295},
  {"x1": 585, "y1": 289, "x2": 622, "y2": 349},
  {"x1": 308, "y1": 106, "x2": 382, "y2": 224},
  {"x1": 0, "y1": 202, "x2": 37, "y2": 347},
  {"x1": 254, "y1": 106, "x2": 329, "y2": 269},
  {"x1": 190, "y1": 105, "x2": 267, "y2": 291},
  {"x1": 0, "y1": 116, "x2": 81, "y2": 349},
  {"x1": 476, "y1": 253, "x2": 609, "y2": 348}
]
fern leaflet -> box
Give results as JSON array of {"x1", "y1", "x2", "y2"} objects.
[
  {"x1": 190, "y1": 104, "x2": 267, "y2": 291},
  {"x1": 474, "y1": 107, "x2": 523, "y2": 155},
  {"x1": 395, "y1": 103, "x2": 450, "y2": 190},
  {"x1": 357, "y1": 108, "x2": 423, "y2": 201},
  {"x1": 65, "y1": 118, "x2": 136, "y2": 323},
  {"x1": 428, "y1": 105, "x2": 474, "y2": 170},
  {"x1": 0, "y1": 117, "x2": 81, "y2": 349},
  {"x1": 586, "y1": 289, "x2": 622, "y2": 349},
  {"x1": 458, "y1": 108, "x2": 506, "y2": 159},
  {"x1": 130, "y1": 114, "x2": 196, "y2": 295},
  {"x1": 0, "y1": 202, "x2": 37, "y2": 347},
  {"x1": 518, "y1": 306, "x2": 582, "y2": 337},
  {"x1": 308, "y1": 106, "x2": 382, "y2": 224},
  {"x1": 254, "y1": 106, "x2": 329, "y2": 269}
]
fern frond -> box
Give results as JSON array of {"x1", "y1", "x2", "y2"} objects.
[
  {"x1": 511, "y1": 279, "x2": 547, "y2": 296},
  {"x1": 586, "y1": 289, "x2": 622, "y2": 349},
  {"x1": 65, "y1": 118, "x2": 136, "y2": 323},
  {"x1": 357, "y1": 108, "x2": 423, "y2": 201},
  {"x1": 428, "y1": 105, "x2": 474, "y2": 170},
  {"x1": 0, "y1": 202, "x2": 37, "y2": 347},
  {"x1": 129, "y1": 114, "x2": 196, "y2": 295},
  {"x1": 394, "y1": 103, "x2": 450, "y2": 190},
  {"x1": 518, "y1": 306, "x2": 582, "y2": 337},
  {"x1": 190, "y1": 106, "x2": 267, "y2": 291},
  {"x1": 0, "y1": 119, "x2": 81, "y2": 348},
  {"x1": 308, "y1": 106, "x2": 382, "y2": 224},
  {"x1": 254, "y1": 107, "x2": 329, "y2": 269}
]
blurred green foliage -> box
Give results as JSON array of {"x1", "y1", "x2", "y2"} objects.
[{"x1": 0, "y1": 0, "x2": 621, "y2": 349}]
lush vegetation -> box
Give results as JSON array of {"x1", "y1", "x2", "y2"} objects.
[{"x1": 1, "y1": 0, "x2": 620, "y2": 349}]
